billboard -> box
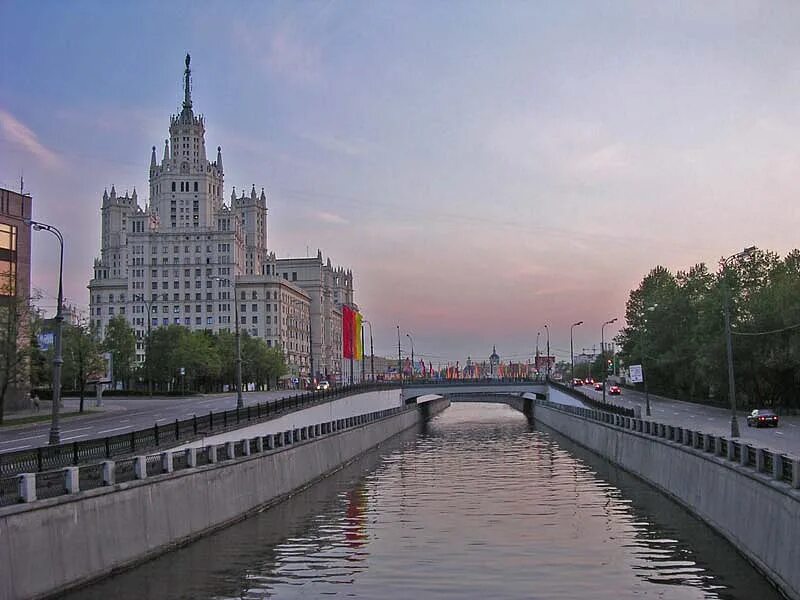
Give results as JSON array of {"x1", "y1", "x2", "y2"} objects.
[
  {"x1": 534, "y1": 355, "x2": 555, "y2": 370},
  {"x1": 629, "y1": 364, "x2": 643, "y2": 383}
]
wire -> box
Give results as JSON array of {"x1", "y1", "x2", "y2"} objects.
[{"x1": 732, "y1": 322, "x2": 800, "y2": 336}]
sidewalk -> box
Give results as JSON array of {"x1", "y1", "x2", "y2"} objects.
[{"x1": 1, "y1": 399, "x2": 112, "y2": 427}]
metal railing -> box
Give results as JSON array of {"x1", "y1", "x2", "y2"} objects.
[
  {"x1": 0, "y1": 382, "x2": 398, "y2": 478},
  {"x1": 549, "y1": 380, "x2": 635, "y2": 417},
  {"x1": 1, "y1": 402, "x2": 412, "y2": 506},
  {"x1": 533, "y1": 397, "x2": 800, "y2": 489}
]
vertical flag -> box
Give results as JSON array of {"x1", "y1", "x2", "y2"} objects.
[
  {"x1": 342, "y1": 305, "x2": 354, "y2": 359},
  {"x1": 354, "y1": 311, "x2": 363, "y2": 360}
]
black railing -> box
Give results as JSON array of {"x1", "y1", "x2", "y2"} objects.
[{"x1": 0, "y1": 382, "x2": 398, "y2": 477}]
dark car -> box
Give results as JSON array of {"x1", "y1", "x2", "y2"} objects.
[
  {"x1": 609, "y1": 385, "x2": 621, "y2": 395},
  {"x1": 594, "y1": 382, "x2": 603, "y2": 391},
  {"x1": 746, "y1": 409, "x2": 779, "y2": 428},
  {"x1": 585, "y1": 378, "x2": 595, "y2": 385},
  {"x1": 572, "y1": 378, "x2": 584, "y2": 386}
]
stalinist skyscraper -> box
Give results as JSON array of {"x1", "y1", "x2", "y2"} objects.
[{"x1": 88, "y1": 55, "x2": 354, "y2": 382}]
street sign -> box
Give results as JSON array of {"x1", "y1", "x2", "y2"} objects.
[{"x1": 630, "y1": 364, "x2": 643, "y2": 383}]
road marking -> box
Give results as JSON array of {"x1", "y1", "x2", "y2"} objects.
[
  {"x1": 0, "y1": 434, "x2": 47, "y2": 444},
  {"x1": 60, "y1": 426, "x2": 91, "y2": 434},
  {"x1": 184, "y1": 413, "x2": 196, "y2": 418},
  {"x1": 0, "y1": 445, "x2": 32, "y2": 452},
  {"x1": 119, "y1": 419, "x2": 130, "y2": 423},
  {"x1": 775, "y1": 432, "x2": 784, "y2": 436},
  {"x1": 61, "y1": 434, "x2": 88, "y2": 442},
  {"x1": 97, "y1": 426, "x2": 132, "y2": 435},
  {"x1": 155, "y1": 418, "x2": 169, "y2": 423}
]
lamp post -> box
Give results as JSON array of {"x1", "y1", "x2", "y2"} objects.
[
  {"x1": 29, "y1": 220, "x2": 64, "y2": 445},
  {"x1": 133, "y1": 294, "x2": 154, "y2": 397},
  {"x1": 570, "y1": 321, "x2": 583, "y2": 386},
  {"x1": 364, "y1": 319, "x2": 374, "y2": 381},
  {"x1": 535, "y1": 331, "x2": 540, "y2": 380},
  {"x1": 720, "y1": 246, "x2": 756, "y2": 438},
  {"x1": 638, "y1": 304, "x2": 658, "y2": 417},
  {"x1": 396, "y1": 325, "x2": 402, "y2": 383},
  {"x1": 406, "y1": 333, "x2": 415, "y2": 382},
  {"x1": 601, "y1": 318, "x2": 617, "y2": 405},
  {"x1": 543, "y1": 324, "x2": 550, "y2": 382},
  {"x1": 213, "y1": 277, "x2": 242, "y2": 409}
]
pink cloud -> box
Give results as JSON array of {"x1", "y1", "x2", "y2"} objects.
[{"x1": 0, "y1": 108, "x2": 63, "y2": 169}]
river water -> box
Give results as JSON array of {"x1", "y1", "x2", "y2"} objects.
[{"x1": 69, "y1": 403, "x2": 780, "y2": 599}]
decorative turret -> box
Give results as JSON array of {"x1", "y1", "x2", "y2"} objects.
[
  {"x1": 103, "y1": 188, "x2": 109, "y2": 202},
  {"x1": 216, "y1": 146, "x2": 223, "y2": 172},
  {"x1": 251, "y1": 184, "x2": 257, "y2": 200},
  {"x1": 260, "y1": 187, "x2": 266, "y2": 202},
  {"x1": 110, "y1": 185, "x2": 116, "y2": 199},
  {"x1": 150, "y1": 146, "x2": 156, "y2": 169},
  {"x1": 162, "y1": 139, "x2": 169, "y2": 162}
]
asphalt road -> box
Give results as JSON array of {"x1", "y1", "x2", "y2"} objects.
[
  {"x1": 0, "y1": 390, "x2": 302, "y2": 454},
  {"x1": 578, "y1": 384, "x2": 800, "y2": 456}
]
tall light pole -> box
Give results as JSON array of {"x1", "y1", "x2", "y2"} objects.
[
  {"x1": 213, "y1": 277, "x2": 242, "y2": 409},
  {"x1": 364, "y1": 319, "x2": 374, "y2": 381},
  {"x1": 570, "y1": 321, "x2": 583, "y2": 386},
  {"x1": 535, "y1": 331, "x2": 540, "y2": 379},
  {"x1": 543, "y1": 324, "x2": 550, "y2": 382},
  {"x1": 601, "y1": 318, "x2": 617, "y2": 405},
  {"x1": 406, "y1": 333, "x2": 415, "y2": 382},
  {"x1": 720, "y1": 246, "x2": 756, "y2": 438},
  {"x1": 133, "y1": 294, "x2": 154, "y2": 396},
  {"x1": 397, "y1": 325, "x2": 402, "y2": 383},
  {"x1": 29, "y1": 220, "x2": 64, "y2": 445},
  {"x1": 639, "y1": 304, "x2": 658, "y2": 416}
]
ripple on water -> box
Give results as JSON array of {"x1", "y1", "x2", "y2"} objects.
[{"x1": 66, "y1": 403, "x2": 782, "y2": 600}]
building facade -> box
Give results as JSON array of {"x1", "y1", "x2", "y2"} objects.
[
  {"x1": 0, "y1": 187, "x2": 32, "y2": 409},
  {"x1": 88, "y1": 55, "x2": 353, "y2": 381}
]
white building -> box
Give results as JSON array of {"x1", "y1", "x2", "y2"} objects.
[{"x1": 88, "y1": 55, "x2": 354, "y2": 380}]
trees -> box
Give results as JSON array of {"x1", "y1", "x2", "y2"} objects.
[
  {"x1": 618, "y1": 248, "x2": 800, "y2": 411},
  {"x1": 102, "y1": 315, "x2": 136, "y2": 389},
  {"x1": 63, "y1": 321, "x2": 103, "y2": 413},
  {"x1": 0, "y1": 292, "x2": 31, "y2": 424}
]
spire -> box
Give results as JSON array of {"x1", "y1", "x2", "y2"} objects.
[
  {"x1": 183, "y1": 53, "x2": 192, "y2": 110},
  {"x1": 216, "y1": 146, "x2": 223, "y2": 171},
  {"x1": 251, "y1": 184, "x2": 256, "y2": 199},
  {"x1": 110, "y1": 185, "x2": 116, "y2": 199},
  {"x1": 132, "y1": 187, "x2": 137, "y2": 201},
  {"x1": 231, "y1": 187, "x2": 236, "y2": 203},
  {"x1": 163, "y1": 139, "x2": 169, "y2": 162},
  {"x1": 150, "y1": 146, "x2": 156, "y2": 169},
  {"x1": 103, "y1": 188, "x2": 109, "y2": 201},
  {"x1": 260, "y1": 187, "x2": 266, "y2": 202}
]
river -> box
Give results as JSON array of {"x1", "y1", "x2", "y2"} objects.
[{"x1": 68, "y1": 403, "x2": 780, "y2": 599}]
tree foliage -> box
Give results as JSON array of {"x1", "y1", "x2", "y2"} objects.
[
  {"x1": 617, "y1": 248, "x2": 800, "y2": 410},
  {"x1": 103, "y1": 315, "x2": 136, "y2": 388}
]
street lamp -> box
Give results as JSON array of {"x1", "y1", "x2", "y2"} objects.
[
  {"x1": 720, "y1": 246, "x2": 756, "y2": 438},
  {"x1": 535, "y1": 331, "x2": 540, "y2": 380},
  {"x1": 570, "y1": 321, "x2": 583, "y2": 386},
  {"x1": 543, "y1": 324, "x2": 550, "y2": 382},
  {"x1": 133, "y1": 294, "x2": 154, "y2": 397},
  {"x1": 28, "y1": 220, "x2": 64, "y2": 445},
  {"x1": 601, "y1": 318, "x2": 617, "y2": 405},
  {"x1": 364, "y1": 319, "x2": 374, "y2": 381},
  {"x1": 639, "y1": 304, "x2": 658, "y2": 416},
  {"x1": 213, "y1": 277, "x2": 243, "y2": 409},
  {"x1": 396, "y1": 325, "x2": 402, "y2": 383},
  {"x1": 406, "y1": 333, "x2": 415, "y2": 382}
]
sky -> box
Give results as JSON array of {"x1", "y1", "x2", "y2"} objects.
[{"x1": 2, "y1": 1, "x2": 800, "y2": 365}]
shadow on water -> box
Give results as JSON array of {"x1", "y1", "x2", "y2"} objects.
[
  {"x1": 61, "y1": 424, "x2": 423, "y2": 600},
  {"x1": 530, "y1": 419, "x2": 783, "y2": 600}
]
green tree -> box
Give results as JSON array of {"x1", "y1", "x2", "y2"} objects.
[
  {"x1": 102, "y1": 315, "x2": 136, "y2": 389},
  {"x1": 63, "y1": 321, "x2": 103, "y2": 412},
  {"x1": 0, "y1": 291, "x2": 31, "y2": 424}
]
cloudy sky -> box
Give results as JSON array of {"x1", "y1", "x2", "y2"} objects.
[{"x1": 2, "y1": 1, "x2": 800, "y2": 364}]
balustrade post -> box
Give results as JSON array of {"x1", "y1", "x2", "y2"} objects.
[
  {"x1": 772, "y1": 453, "x2": 783, "y2": 481},
  {"x1": 185, "y1": 447, "x2": 197, "y2": 468},
  {"x1": 18, "y1": 473, "x2": 36, "y2": 502},
  {"x1": 740, "y1": 444, "x2": 749, "y2": 466},
  {"x1": 161, "y1": 452, "x2": 173, "y2": 473},
  {"x1": 207, "y1": 445, "x2": 217, "y2": 464},
  {"x1": 226, "y1": 441, "x2": 236, "y2": 460},
  {"x1": 64, "y1": 466, "x2": 79, "y2": 494},
  {"x1": 727, "y1": 439, "x2": 736, "y2": 461},
  {"x1": 102, "y1": 460, "x2": 115, "y2": 485},
  {"x1": 256, "y1": 437, "x2": 264, "y2": 453},
  {"x1": 792, "y1": 459, "x2": 800, "y2": 489},
  {"x1": 134, "y1": 456, "x2": 147, "y2": 479},
  {"x1": 241, "y1": 439, "x2": 251, "y2": 456}
]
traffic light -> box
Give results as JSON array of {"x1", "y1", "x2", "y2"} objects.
[{"x1": 607, "y1": 358, "x2": 613, "y2": 374}]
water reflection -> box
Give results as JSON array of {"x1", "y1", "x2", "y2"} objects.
[{"x1": 68, "y1": 404, "x2": 779, "y2": 600}]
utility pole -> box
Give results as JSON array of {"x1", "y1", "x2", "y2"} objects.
[{"x1": 397, "y1": 325, "x2": 402, "y2": 383}]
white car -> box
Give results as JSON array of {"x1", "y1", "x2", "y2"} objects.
[{"x1": 315, "y1": 381, "x2": 330, "y2": 391}]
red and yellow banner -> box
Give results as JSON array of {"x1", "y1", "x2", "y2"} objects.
[{"x1": 342, "y1": 305, "x2": 363, "y2": 360}]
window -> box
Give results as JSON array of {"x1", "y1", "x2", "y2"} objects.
[
  {"x1": 251, "y1": 291, "x2": 257, "y2": 300},
  {"x1": 241, "y1": 304, "x2": 246, "y2": 313},
  {"x1": 207, "y1": 317, "x2": 214, "y2": 325},
  {"x1": 172, "y1": 182, "x2": 176, "y2": 192},
  {"x1": 252, "y1": 316, "x2": 258, "y2": 324},
  {"x1": 252, "y1": 304, "x2": 257, "y2": 312},
  {"x1": 292, "y1": 272, "x2": 297, "y2": 281},
  {"x1": 194, "y1": 182, "x2": 198, "y2": 192},
  {"x1": 240, "y1": 315, "x2": 246, "y2": 325}
]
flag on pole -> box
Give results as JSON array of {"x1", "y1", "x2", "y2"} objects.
[
  {"x1": 342, "y1": 305, "x2": 354, "y2": 359},
  {"x1": 354, "y1": 311, "x2": 363, "y2": 360}
]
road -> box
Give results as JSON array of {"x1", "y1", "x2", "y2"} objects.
[
  {"x1": 0, "y1": 391, "x2": 302, "y2": 454},
  {"x1": 578, "y1": 384, "x2": 800, "y2": 456}
]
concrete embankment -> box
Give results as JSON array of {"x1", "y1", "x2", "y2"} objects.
[
  {"x1": 535, "y1": 388, "x2": 800, "y2": 600},
  {"x1": 0, "y1": 396, "x2": 449, "y2": 600}
]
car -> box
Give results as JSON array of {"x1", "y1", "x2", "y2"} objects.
[
  {"x1": 746, "y1": 409, "x2": 779, "y2": 428},
  {"x1": 572, "y1": 378, "x2": 584, "y2": 386},
  {"x1": 585, "y1": 378, "x2": 595, "y2": 385},
  {"x1": 609, "y1": 385, "x2": 621, "y2": 395},
  {"x1": 315, "y1": 381, "x2": 330, "y2": 391},
  {"x1": 594, "y1": 382, "x2": 603, "y2": 391}
]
